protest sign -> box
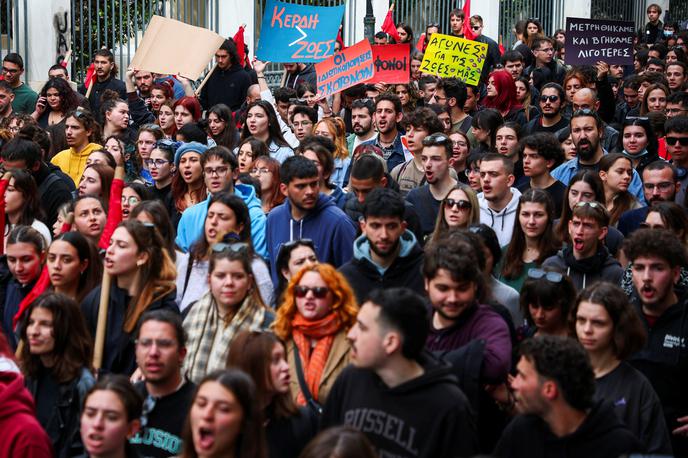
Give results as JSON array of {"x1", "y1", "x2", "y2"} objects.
[
  {"x1": 256, "y1": 0, "x2": 345, "y2": 63},
  {"x1": 370, "y1": 44, "x2": 410, "y2": 84},
  {"x1": 419, "y1": 33, "x2": 487, "y2": 85},
  {"x1": 566, "y1": 17, "x2": 634, "y2": 65},
  {"x1": 130, "y1": 15, "x2": 225, "y2": 80},
  {"x1": 315, "y1": 40, "x2": 374, "y2": 98}
]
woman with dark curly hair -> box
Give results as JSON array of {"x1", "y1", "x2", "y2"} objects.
[{"x1": 30, "y1": 77, "x2": 79, "y2": 128}]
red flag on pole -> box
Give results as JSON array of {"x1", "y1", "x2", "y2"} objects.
[
  {"x1": 381, "y1": 9, "x2": 401, "y2": 42},
  {"x1": 84, "y1": 63, "x2": 96, "y2": 89},
  {"x1": 98, "y1": 176, "x2": 124, "y2": 251},
  {"x1": 233, "y1": 25, "x2": 246, "y2": 68},
  {"x1": 0, "y1": 175, "x2": 10, "y2": 256},
  {"x1": 336, "y1": 26, "x2": 345, "y2": 51},
  {"x1": 462, "y1": 0, "x2": 476, "y2": 40}
]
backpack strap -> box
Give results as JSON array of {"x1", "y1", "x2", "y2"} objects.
[{"x1": 292, "y1": 342, "x2": 323, "y2": 414}]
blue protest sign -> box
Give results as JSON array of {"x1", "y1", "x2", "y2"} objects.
[{"x1": 256, "y1": 0, "x2": 345, "y2": 63}]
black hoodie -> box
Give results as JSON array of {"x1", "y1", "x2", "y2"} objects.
[
  {"x1": 321, "y1": 352, "x2": 478, "y2": 458},
  {"x1": 494, "y1": 400, "x2": 643, "y2": 458},
  {"x1": 283, "y1": 63, "x2": 317, "y2": 90}
]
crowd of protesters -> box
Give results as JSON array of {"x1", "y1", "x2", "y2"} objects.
[{"x1": 0, "y1": 3, "x2": 688, "y2": 457}]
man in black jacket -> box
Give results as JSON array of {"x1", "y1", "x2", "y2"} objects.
[
  {"x1": 624, "y1": 228, "x2": 688, "y2": 455},
  {"x1": 524, "y1": 37, "x2": 566, "y2": 86},
  {"x1": 495, "y1": 336, "x2": 643, "y2": 457},
  {"x1": 321, "y1": 287, "x2": 478, "y2": 458},
  {"x1": 339, "y1": 188, "x2": 424, "y2": 303},
  {"x1": 199, "y1": 39, "x2": 251, "y2": 112},
  {"x1": 0, "y1": 135, "x2": 72, "y2": 228},
  {"x1": 79, "y1": 49, "x2": 127, "y2": 122}
]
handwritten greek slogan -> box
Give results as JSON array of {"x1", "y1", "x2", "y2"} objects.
[
  {"x1": 370, "y1": 44, "x2": 410, "y2": 84},
  {"x1": 566, "y1": 18, "x2": 634, "y2": 65},
  {"x1": 419, "y1": 34, "x2": 487, "y2": 85},
  {"x1": 315, "y1": 40, "x2": 374, "y2": 99},
  {"x1": 255, "y1": 0, "x2": 345, "y2": 63}
]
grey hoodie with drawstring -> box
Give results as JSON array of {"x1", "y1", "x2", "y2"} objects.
[{"x1": 478, "y1": 188, "x2": 522, "y2": 247}]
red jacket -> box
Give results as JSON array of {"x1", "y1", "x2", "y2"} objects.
[{"x1": 0, "y1": 370, "x2": 54, "y2": 458}]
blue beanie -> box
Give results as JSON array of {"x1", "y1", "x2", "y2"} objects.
[{"x1": 174, "y1": 141, "x2": 209, "y2": 167}]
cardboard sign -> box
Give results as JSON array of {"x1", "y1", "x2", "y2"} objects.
[
  {"x1": 129, "y1": 15, "x2": 225, "y2": 80},
  {"x1": 256, "y1": 0, "x2": 345, "y2": 63},
  {"x1": 315, "y1": 40, "x2": 374, "y2": 98},
  {"x1": 370, "y1": 44, "x2": 410, "y2": 84},
  {"x1": 566, "y1": 17, "x2": 634, "y2": 65},
  {"x1": 419, "y1": 34, "x2": 487, "y2": 85}
]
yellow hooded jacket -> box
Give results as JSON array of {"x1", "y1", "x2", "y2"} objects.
[{"x1": 50, "y1": 143, "x2": 103, "y2": 186}]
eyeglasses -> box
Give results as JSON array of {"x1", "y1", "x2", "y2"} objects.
[
  {"x1": 666, "y1": 108, "x2": 688, "y2": 115},
  {"x1": 471, "y1": 26, "x2": 481, "y2": 30},
  {"x1": 156, "y1": 139, "x2": 182, "y2": 151},
  {"x1": 575, "y1": 201, "x2": 602, "y2": 209},
  {"x1": 464, "y1": 166, "x2": 480, "y2": 176},
  {"x1": 573, "y1": 109, "x2": 595, "y2": 116},
  {"x1": 426, "y1": 22, "x2": 439, "y2": 28},
  {"x1": 204, "y1": 166, "x2": 230, "y2": 177},
  {"x1": 643, "y1": 181, "x2": 674, "y2": 191},
  {"x1": 294, "y1": 285, "x2": 330, "y2": 298},
  {"x1": 452, "y1": 141, "x2": 468, "y2": 148},
  {"x1": 527, "y1": 268, "x2": 563, "y2": 283},
  {"x1": 536, "y1": 47, "x2": 554, "y2": 53},
  {"x1": 292, "y1": 121, "x2": 313, "y2": 128},
  {"x1": 144, "y1": 158, "x2": 171, "y2": 168},
  {"x1": 626, "y1": 116, "x2": 649, "y2": 121},
  {"x1": 139, "y1": 395, "x2": 157, "y2": 431},
  {"x1": 135, "y1": 338, "x2": 176, "y2": 350},
  {"x1": 666, "y1": 136, "x2": 688, "y2": 146},
  {"x1": 422, "y1": 133, "x2": 451, "y2": 147},
  {"x1": 1, "y1": 67, "x2": 19, "y2": 74},
  {"x1": 445, "y1": 198, "x2": 472, "y2": 210},
  {"x1": 142, "y1": 123, "x2": 162, "y2": 131},
  {"x1": 250, "y1": 167, "x2": 270, "y2": 175},
  {"x1": 639, "y1": 222, "x2": 665, "y2": 229},
  {"x1": 212, "y1": 242, "x2": 249, "y2": 254},
  {"x1": 121, "y1": 196, "x2": 140, "y2": 206},
  {"x1": 539, "y1": 95, "x2": 559, "y2": 103}
]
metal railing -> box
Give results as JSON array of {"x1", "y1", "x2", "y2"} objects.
[
  {"x1": 499, "y1": 0, "x2": 566, "y2": 51},
  {"x1": 0, "y1": 0, "x2": 28, "y2": 79},
  {"x1": 69, "y1": 0, "x2": 220, "y2": 84}
]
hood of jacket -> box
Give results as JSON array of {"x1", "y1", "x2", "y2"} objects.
[
  {"x1": 277, "y1": 193, "x2": 338, "y2": 240},
  {"x1": 353, "y1": 229, "x2": 418, "y2": 264},
  {"x1": 0, "y1": 371, "x2": 35, "y2": 420},
  {"x1": 477, "y1": 188, "x2": 521, "y2": 227},
  {"x1": 383, "y1": 351, "x2": 459, "y2": 395}
]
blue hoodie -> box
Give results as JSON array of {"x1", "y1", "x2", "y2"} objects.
[
  {"x1": 175, "y1": 183, "x2": 268, "y2": 259},
  {"x1": 266, "y1": 194, "x2": 356, "y2": 284}
]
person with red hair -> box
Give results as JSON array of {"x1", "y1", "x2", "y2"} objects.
[
  {"x1": 482, "y1": 69, "x2": 525, "y2": 122},
  {"x1": 173, "y1": 96, "x2": 202, "y2": 132}
]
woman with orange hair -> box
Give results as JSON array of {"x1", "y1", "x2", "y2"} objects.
[
  {"x1": 273, "y1": 263, "x2": 357, "y2": 408},
  {"x1": 482, "y1": 69, "x2": 524, "y2": 123}
]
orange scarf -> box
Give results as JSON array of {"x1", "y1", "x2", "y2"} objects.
[{"x1": 292, "y1": 312, "x2": 342, "y2": 405}]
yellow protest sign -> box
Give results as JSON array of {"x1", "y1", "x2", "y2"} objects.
[{"x1": 419, "y1": 33, "x2": 488, "y2": 85}]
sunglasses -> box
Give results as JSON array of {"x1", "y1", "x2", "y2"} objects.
[
  {"x1": 445, "y1": 198, "x2": 472, "y2": 210},
  {"x1": 422, "y1": 133, "x2": 451, "y2": 147},
  {"x1": 666, "y1": 136, "x2": 688, "y2": 146},
  {"x1": 527, "y1": 268, "x2": 563, "y2": 283},
  {"x1": 575, "y1": 201, "x2": 603, "y2": 209},
  {"x1": 212, "y1": 242, "x2": 249, "y2": 253},
  {"x1": 294, "y1": 285, "x2": 329, "y2": 298},
  {"x1": 540, "y1": 95, "x2": 559, "y2": 103}
]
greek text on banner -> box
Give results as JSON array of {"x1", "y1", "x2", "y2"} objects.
[
  {"x1": 419, "y1": 34, "x2": 487, "y2": 85},
  {"x1": 566, "y1": 17, "x2": 634, "y2": 66},
  {"x1": 315, "y1": 40, "x2": 374, "y2": 99},
  {"x1": 370, "y1": 44, "x2": 410, "y2": 84},
  {"x1": 255, "y1": 0, "x2": 345, "y2": 63}
]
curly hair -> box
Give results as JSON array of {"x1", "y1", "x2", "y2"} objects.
[
  {"x1": 39, "y1": 77, "x2": 79, "y2": 114},
  {"x1": 623, "y1": 228, "x2": 688, "y2": 268},
  {"x1": 519, "y1": 335, "x2": 595, "y2": 411},
  {"x1": 273, "y1": 263, "x2": 358, "y2": 340}
]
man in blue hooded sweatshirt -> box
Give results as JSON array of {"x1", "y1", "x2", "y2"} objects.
[
  {"x1": 175, "y1": 145, "x2": 267, "y2": 258},
  {"x1": 267, "y1": 155, "x2": 356, "y2": 284}
]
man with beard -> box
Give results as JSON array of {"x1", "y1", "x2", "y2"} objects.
[
  {"x1": 495, "y1": 336, "x2": 643, "y2": 458},
  {"x1": 552, "y1": 110, "x2": 644, "y2": 201},
  {"x1": 424, "y1": 237, "x2": 512, "y2": 382},
  {"x1": 347, "y1": 99, "x2": 377, "y2": 153},
  {"x1": 434, "y1": 77, "x2": 471, "y2": 134},
  {"x1": 406, "y1": 133, "x2": 457, "y2": 238},
  {"x1": 624, "y1": 229, "x2": 688, "y2": 456},
  {"x1": 266, "y1": 155, "x2": 356, "y2": 283},
  {"x1": 339, "y1": 188, "x2": 424, "y2": 303},
  {"x1": 543, "y1": 201, "x2": 623, "y2": 291},
  {"x1": 79, "y1": 49, "x2": 127, "y2": 122},
  {"x1": 2, "y1": 53, "x2": 36, "y2": 114},
  {"x1": 618, "y1": 161, "x2": 681, "y2": 236},
  {"x1": 130, "y1": 311, "x2": 195, "y2": 458},
  {"x1": 367, "y1": 93, "x2": 408, "y2": 172},
  {"x1": 134, "y1": 70, "x2": 154, "y2": 104},
  {"x1": 565, "y1": 88, "x2": 619, "y2": 152},
  {"x1": 524, "y1": 83, "x2": 569, "y2": 135},
  {"x1": 0, "y1": 81, "x2": 15, "y2": 124},
  {"x1": 199, "y1": 39, "x2": 251, "y2": 112}
]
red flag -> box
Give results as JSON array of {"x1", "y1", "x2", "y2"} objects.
[
  {"x1": 416, "y1": 33, "x2": 425, "y2": 52},
  {"x1": 336, "y1": 26, "x2": 345, "y2": 51},
  {"x1": 98, "y1": 177, "x2": 124, "y2": 251},
  {"x1": 381, "y1": 9, "x2": 401, "y2": 42},
  {"x1": 233, "y1": 25, "x2": 246, "y2": 68},
  {"x1": 13, "y1": 267, "x2": 51, "y2": 327},
  {"x1": 462, "y1": 0, "x2": 476, "y2": 40},
  {"x1": 499, "y1": 42, "x2": 505, "y2": 55},
  {"x1": 84, "y1": 63, "x2": 96, "y2": 89}
]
